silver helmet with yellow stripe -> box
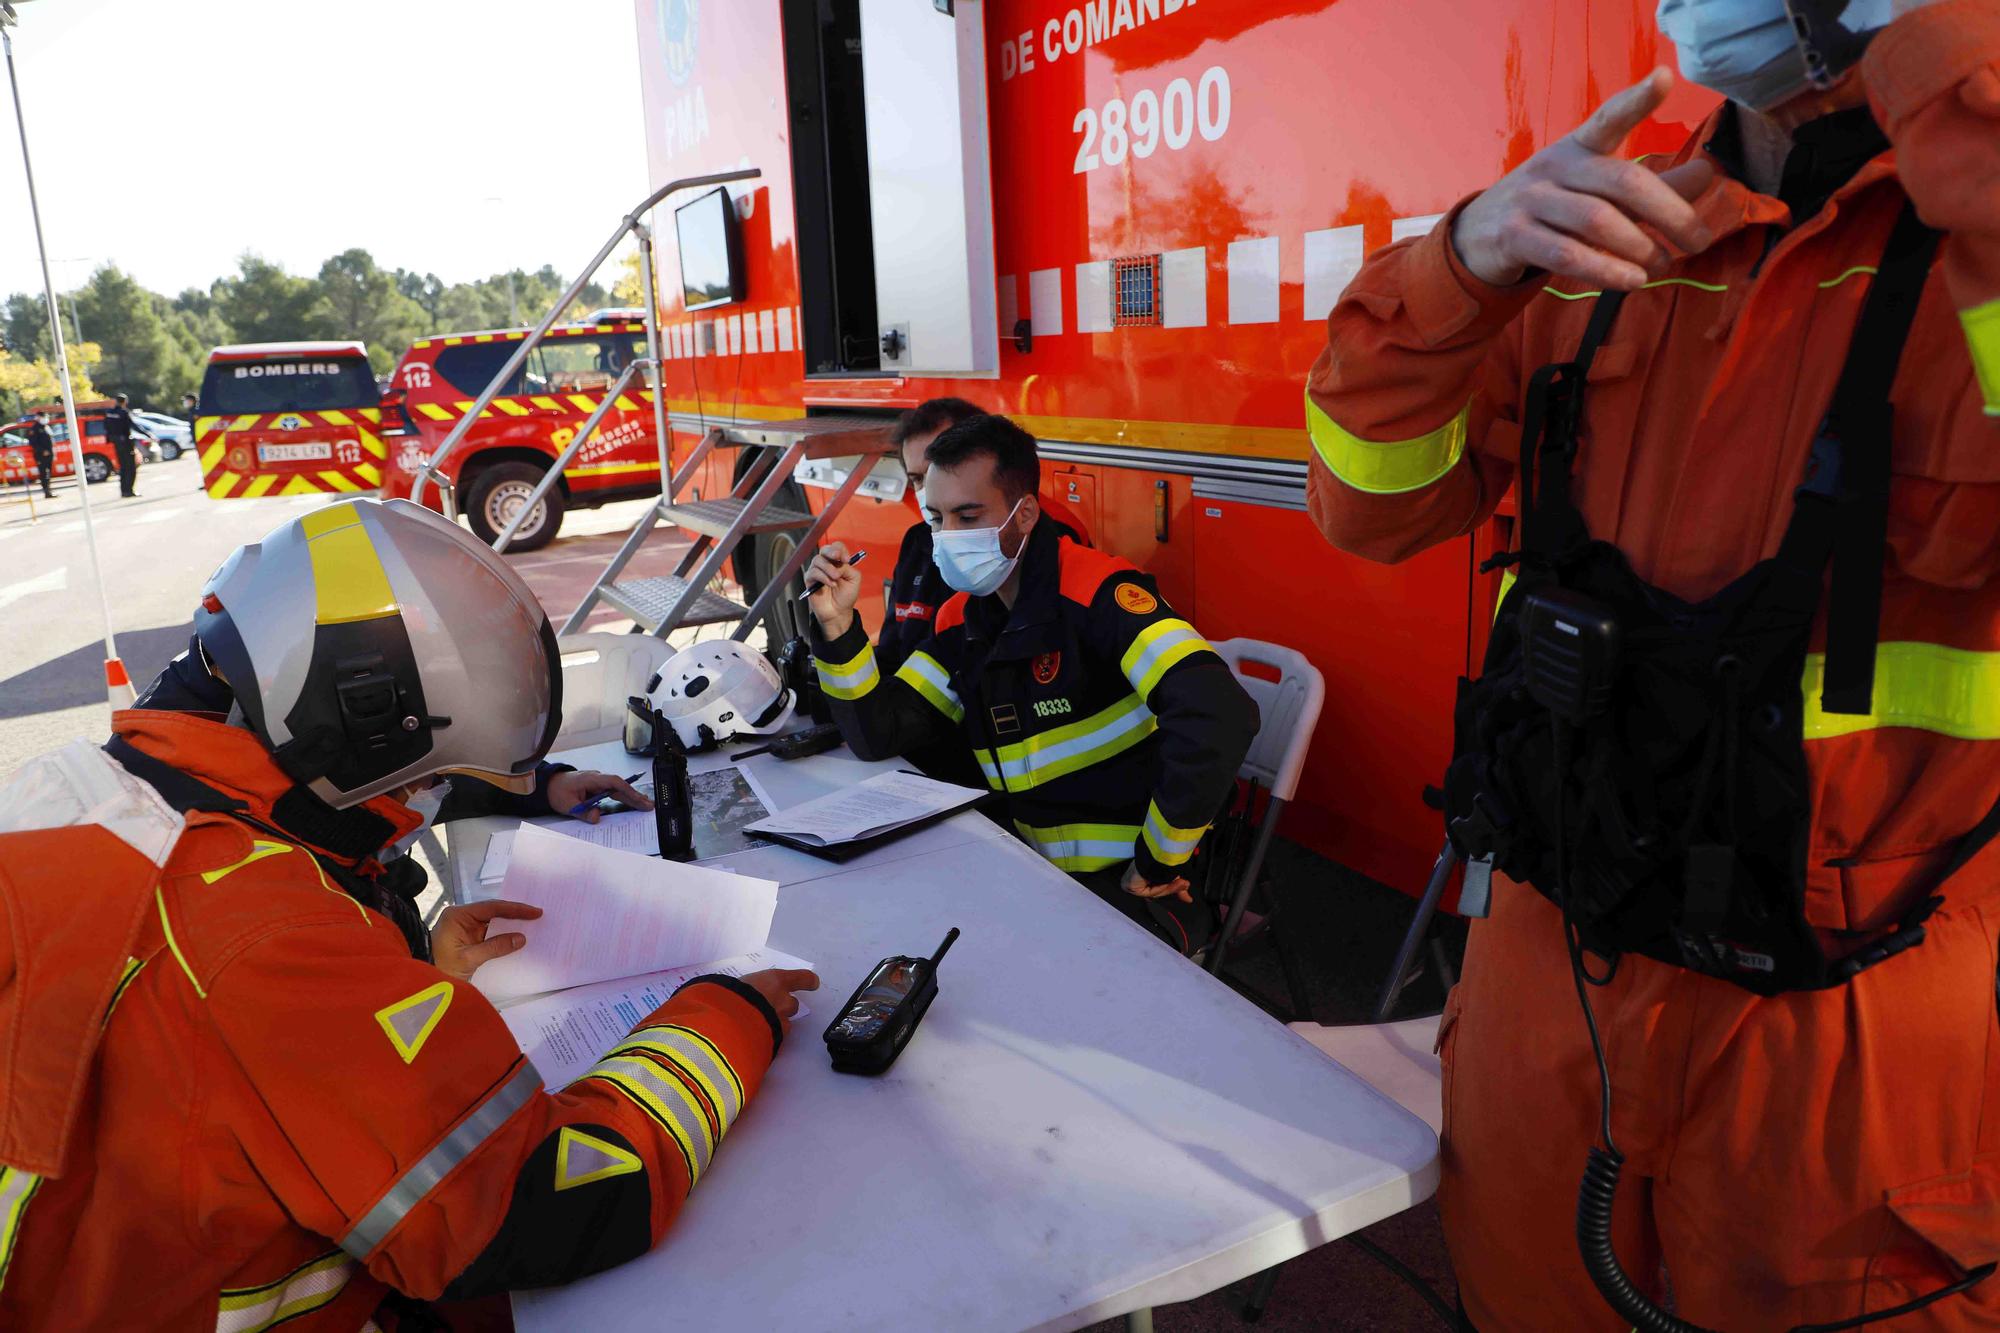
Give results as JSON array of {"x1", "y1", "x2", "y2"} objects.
[{"x1": 193, "y1": 497, "x2": 561, "y2": 808}]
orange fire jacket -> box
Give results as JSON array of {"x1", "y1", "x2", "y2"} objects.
[
  {"x1": 0, "y1": 710, "x2": 782, "y2": 1331},
  {"x1": 1305, "y1": 0, "x2": 2000, "y2": 938}
]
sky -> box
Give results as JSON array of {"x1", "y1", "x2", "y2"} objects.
[{"x1": 0, "y1": 0, "x2": 653, "y2": 301}]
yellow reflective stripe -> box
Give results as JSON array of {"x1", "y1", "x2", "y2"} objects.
[
  {"x1": 608, "y1": 1025, "x2": 745, "y2": 1128},
  {"x1": 1803, "y1": 642, "x2": 2000, "y2": 741},
  {"x1": 1141, "y1": 800, "x2": 1208, "y2": 868},
  {"x1": 228, "y1": 415, "x2": 262, "y2": 432},
  {"x1": 1305, "y1": 391, "x2": 1468, "y2": 495},
  {"x1": 817, "y1": 639, "x2": 881, "y2": 701},
  {"x1": 896, "y1": 651, "x2": 964, "y2": 722},
  {"x1": 585, "y1": 1059, "x2": 713, "y2": 1184},
  {"x1": 215, "y1": 1251, "x2": 355, "y2": 1333},
  {"x1": 1818, "y1": 265, "x2": 1877, "y2": 290},
  {"x1": 241, "y1": 473, "x2": 279, "y2": 499},
  {"x1": 1013, "y1": 820, "x2": 1142, "y2": 871},
  {"x1": 530, "y1": 396, "x2": 563, "y2": 412},
  {"x1": 277, "y1": 475, "x2": 323, "y2": 497},
  {"x1": 1120, "y1": 618, "x2": 1215, "y2": 702},
  {"x1": 318, "y1": 470, "x2": 363, "y2": 493},
  {"x1": 977, "y1": 693, "x2": 1157, "y2": 791},
  {"x1": 0, "y1": 1165, "x2": 44, "y2": 1296},
  {"x1": 416, "y1": 403, "x2": 454, "y2": 421},
  {"x1": 199, "y1": 442, "x2": 225, "y2": 472},
  {"x1": 155, "y1": 887, "x2": 206, "y2": 1000},
  {"x1": 353, "y1": 461, "x2": 382, "y2": 486},
  {"x1": 567, "y1": 394, "x2": 599, "y2": 413},
  {"x1": 493, "y1": 398, "x2": 533, "y2": 417},
  {"x1": 318, "y1": 409, "x2": 353, "y2": 426},
  {"x1": 201, "y1": 838, "x2": 292, "y2": 884},
  {"x1": 104, "y1": 955, "x2": 145, "y2": 1025},
  {"x1": 208, "y1": 470, "x2": 241, "y2": 499},
  {"x1": 195, "y1": 415, "x2": 223, "y2": 436},
  {"x1": 357, "y1": 428, "x2": 386, "y2": 459},
  {"x1": 1541, "y1": 276, "x2": 1732, "y2": 301},
  {"x1": 564, "y1": 461, "x2": 659, "y2": 478},
  {"x1": 1960, "y1": 298, "x2": 2000, "y2": 416},
  {"x1": 299, "y1": 502, "x2": 398, "y2": 624}
]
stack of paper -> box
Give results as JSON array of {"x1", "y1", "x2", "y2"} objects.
[
  {"x1": 470, "y1": 823, "x2": 780, "y2": 1004},
  {"x1": 743, "y1": 770, "x2": 984, "y2": 848}
]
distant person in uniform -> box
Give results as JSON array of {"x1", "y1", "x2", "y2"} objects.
[
  {"x1": 103, "y1": 392, "x2": 140, "y2": 498},
  {"x1": 25, "y1": 412, "x2": 54, "y2": 499},
  {"x1": 181, "y1": 391, "x2": 199, "y2": 440}
]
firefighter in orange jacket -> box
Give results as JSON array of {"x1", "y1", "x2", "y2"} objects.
[
  {"x1": 0, "y1": 497, "x2": 818, "y2": 1331},
  {"x1": 1307, "y1": 2, "x2": 1999, "y2": 1329}
]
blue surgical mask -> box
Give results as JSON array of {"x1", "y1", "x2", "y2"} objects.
[
  {"x1": 1655, "y1": 0, "x2": 1892, "y2": 112},
  {"x1": 928, "y1": 497, "x2": 1026, "y2": 597}
]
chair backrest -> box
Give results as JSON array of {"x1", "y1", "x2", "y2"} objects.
[
  {"x1": 553, "y1": 633, "x2": 676, "y2": 749},
  {"x1": 1211, "y1": 637, "x2": 1326, "y2": 803}
]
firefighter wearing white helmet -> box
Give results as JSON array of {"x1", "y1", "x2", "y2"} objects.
[{"x1": 648, "y1": 639, "x2": 797, "y2": 750}]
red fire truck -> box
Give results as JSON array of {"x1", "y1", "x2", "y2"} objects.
[
  {"x1": 617, "y1": 0, "x2": 1707, "y2": 892},
  {"x1": 194, "y1": 342, "x2": 387, "y2": 499}
]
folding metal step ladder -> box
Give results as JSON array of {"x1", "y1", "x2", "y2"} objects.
[{"x1": 562, "y1": 415, "x2": 894, "y2": 640}]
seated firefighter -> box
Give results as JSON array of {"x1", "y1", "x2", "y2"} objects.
[
  {"x1": 806, "y1": 414, "x2": 1259, "y2": 954},
  {"x1": 0, "y1": 497, "x2": 817, "y2": 1332}
]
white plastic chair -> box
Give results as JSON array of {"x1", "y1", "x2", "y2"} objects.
[
  {"x1": 1201, "y1": 638, "x2": 1326, "y2": 1000},
  {"x1": 552, "y1": 633, "x2": 677, "y2": 750}
]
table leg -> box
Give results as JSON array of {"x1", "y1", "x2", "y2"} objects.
[{"x1": 1124, "y1": 1309, "x2": 1154, "y2": 1333}]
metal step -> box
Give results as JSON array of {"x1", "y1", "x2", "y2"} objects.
[
  {"x1": 660, "y1": 496, "x2": 813, "y2": 540},
  {"x1": 596, "y1": 576, "x2": 748, "y2": 633},
  {"x1": 671, "y1": 414, "x2": 899, "y2": 461}
]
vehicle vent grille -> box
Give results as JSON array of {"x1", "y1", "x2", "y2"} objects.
[{"x1": 1114, "y1": 255, "x2": 1163, "y2": 327}]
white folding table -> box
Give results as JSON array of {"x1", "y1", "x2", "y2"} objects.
[{"x1": 445, "y1": 742, "x2": 1439, "y2": 1332}]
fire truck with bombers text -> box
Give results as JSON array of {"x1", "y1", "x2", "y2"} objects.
[{"x1": 613, "y1": 0, "x2": 1709, "y2": 894}]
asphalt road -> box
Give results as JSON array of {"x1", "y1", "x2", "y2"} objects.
[{"x1": 0, "y1": 458, "x2": 1463, "y2": 1330}]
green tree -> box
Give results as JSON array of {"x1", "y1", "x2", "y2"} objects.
[
  {"x1": 0, "y1": 340, "x2": 99, "y2": 422},
  {"x1": 214, "y1": 254, "x2": 327, "y2": 345},
  {"x1": 3, "y1": 292, "x2": 53, "y2": 362},
  {"x1": 394, "y1": 269, "x2": 446, "y2": 330},
  {"x1": 315, "y1": 249, "x2": 426, "y2": 374},
  {"x1": 73, "y1": 265, "x2": 184, "y2": 407}
]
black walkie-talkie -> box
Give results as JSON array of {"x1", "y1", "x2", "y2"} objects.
[
  {"x1": 824, "y1": 928, "x2": 959, "y2": 1075},
  {"x1": 653, "y1": 715, "x2": 694, "y2": 862}
]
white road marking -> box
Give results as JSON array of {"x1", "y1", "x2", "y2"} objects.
[
  {"x1": 0, "y1": 566, "x2": 67, "y2": 611},
  {"x1": 54, "y1": 520, "x2": 83, "y2": 534},
  {"x1": 134, "y1": 507, "x2": 185, "y2": 524}
]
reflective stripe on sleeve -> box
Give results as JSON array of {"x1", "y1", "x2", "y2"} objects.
[
  {"x1": 604, "y1": 1024, "x2": 746, "y2": 1133},
  {"x1": 1305, "y1": 390, "x2": 1469, "y2": 495},
  {"x1": 976, "y1": 693, "x2": 1157, "y2": 791},
  {"x1": 1120, "y1": 618, "x2": 1215, "y2": 702},
  {"x1": 1803, "y1": 642, "x2": 2000, "y2": 741},
  {"x1": 1141, "y1": 800, "x2": 1208, "y2": 868},
  {"x1": 216, "y1": 1251, "x2": 355, "y2": 1333},
  {"x1": 578, "y1": 1057, "x2": 716, "y2": 1187},
  {"x1": 896, "y1": 651, "x2": 965, "y2": 722},
  {"x1": 1960, "y1": 298, "x2": 2000, "y2": 416},
  {"x1": 338, "y1": 1060, "x2": 542, "y2": 1259},
  {"x1": 1013, "y1": 820, "x2": 1144, "y2": 872},
  {"x1": 0, "y1": 1166, "x2": 42, "y2": 1295},
  {"x1": 816, "y1": 639, "x2": 881, "y2": 702}
]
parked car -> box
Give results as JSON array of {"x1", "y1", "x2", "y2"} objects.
[
  {"x1": 378, "y1": 319, "x2": 660, "y2": 550},
  {"x1": 193, "y1": 342, "x2": 385, "y2": 498},
  {"x1": 11, "y1": 404, "x2": 149, "y2": 484},
  {"x1": 132, "y1": 410, "x2": 191, "y2": 460}
]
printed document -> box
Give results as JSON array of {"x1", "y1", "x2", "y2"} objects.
[
  {"x1": 743, "y1": 770, "x2": 983, "y2": 847},
  {"x1": 499, "y1": 947, "x2": 814, "y2": 1085},
  {"x1": 470, "y1": 823, "x2": 778, "y2": 1004}
]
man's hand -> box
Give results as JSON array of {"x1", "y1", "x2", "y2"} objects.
[
  {"x1": 804, "y1": 541, "x2": 863, "y2": 641},
  {"x1": 1452, "y1": 68, "x2": 1716, "y2": 292},
  {"x1": 546, "y1": 769, "x2": 653, "y2": 824},
  {"x1": 738, "y1": 967, "x2": 821, "y2": 1041},
  {"x1": 1122, "y1": 860, "x2": 1194, "y2": 905},
  {"x1": 431, "y1": 900, "x2": 543, "y2": 980}
]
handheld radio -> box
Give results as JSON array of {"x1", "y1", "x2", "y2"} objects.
[{"x1": 824, "y1": 928, "x2": 959, "y2": 1075}]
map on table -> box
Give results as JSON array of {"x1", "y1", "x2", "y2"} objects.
[{"x1": 690, "y1": 767, "x2": 769, "y2": 860}]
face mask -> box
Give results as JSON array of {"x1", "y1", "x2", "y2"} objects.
[
  {"x1": 927, "y1": 496, "x2": 1026, "y2": 597},
  {"x1": 1656, "y1": 0, "x2": 1810, "y2": 112},
  {"x1": 387, "y1": 778, "x2": 452, "y2": 858}
]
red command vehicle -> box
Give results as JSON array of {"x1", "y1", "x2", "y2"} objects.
[
  {"x1": 378, "y1": 321, "x2": 664, "y2": 551},
  {"x1": 7, "y1": 402, "x2": 146, "y2": 485},
  {"x1": 624, "y1": 0, "x2": 1709, "y2": 894},
  {"x1": 195, "y1": 342, "x2": 386, "y2": 499}
]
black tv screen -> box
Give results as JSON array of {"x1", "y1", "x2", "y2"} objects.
[{"x1": 676, "y1": 187, "x2": 746, "y2": 312}]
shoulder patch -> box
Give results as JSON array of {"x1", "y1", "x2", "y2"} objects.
[
  {"x1": 1057, "y1": 541, "x2": 1139, "y2": 607},
  {"x1": 1115, "y1": 583, "x2": 1158, "y2": 616},
  {"x1": 555, "y1": 1126, "x2": 643, "y2": 1191},
  {"x1": 376, "y1": 981, "x2": 454, "y2": 1064}
]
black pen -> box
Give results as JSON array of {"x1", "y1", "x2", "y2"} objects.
[{"x1": 799, "y1": 549, "x2": 867, "y2": 601}]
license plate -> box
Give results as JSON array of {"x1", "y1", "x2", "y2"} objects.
[{"x1": 257, "y1": 442, "x2": 332, "y2": 463}]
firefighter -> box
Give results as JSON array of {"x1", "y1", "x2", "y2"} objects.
[
  {"x1": 1306, "y1": 1, "x2": 1999, "y2": 1328},
  {"x1": 0, "y1": 497, "x2": 818, "y2": 1331},
  {"x1": 102, "y1": 392, "x2": 139, "y2": 498},
  {"x1": 24, "y1": 410, "x2": 53, "y2": 498},
  {"x1": 806, "y1": 413, "x2": 1259, "y2": 955}
]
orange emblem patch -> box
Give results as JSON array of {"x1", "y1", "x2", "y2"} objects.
[
  {"x1": 1033, "y1": 651, "x2": 1061, "y2": 685},
  {"x1": 1115, "y1": 583, "x2": 1158, "y2": 616}
]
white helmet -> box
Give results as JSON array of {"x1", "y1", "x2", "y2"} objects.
[
  {"x1": 648, "y1": 641, "x2": 794, "y2": 750},
  {"x1": 194, "y1": 497, "x2": 561, "y2": 807}
]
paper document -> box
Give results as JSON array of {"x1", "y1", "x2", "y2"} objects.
[
  {"x1": 479, "y1": 830, "x2": 517, "y2": 883},
  {"x1": 744, "y1": 770, "x2": 983, "y2": 847},
  {"x1": 546, "y1": 769, "x2": 771, "y2": 861},
  {"x1": 551, "y1": 810, "x2": 659, "y2": 856},
  {"x1": 470, "y1": 823, "x2": 778, "y2": 1004},
  {"x1": 500, "y1": 947, "x2": 815, "y2": 1085}
]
